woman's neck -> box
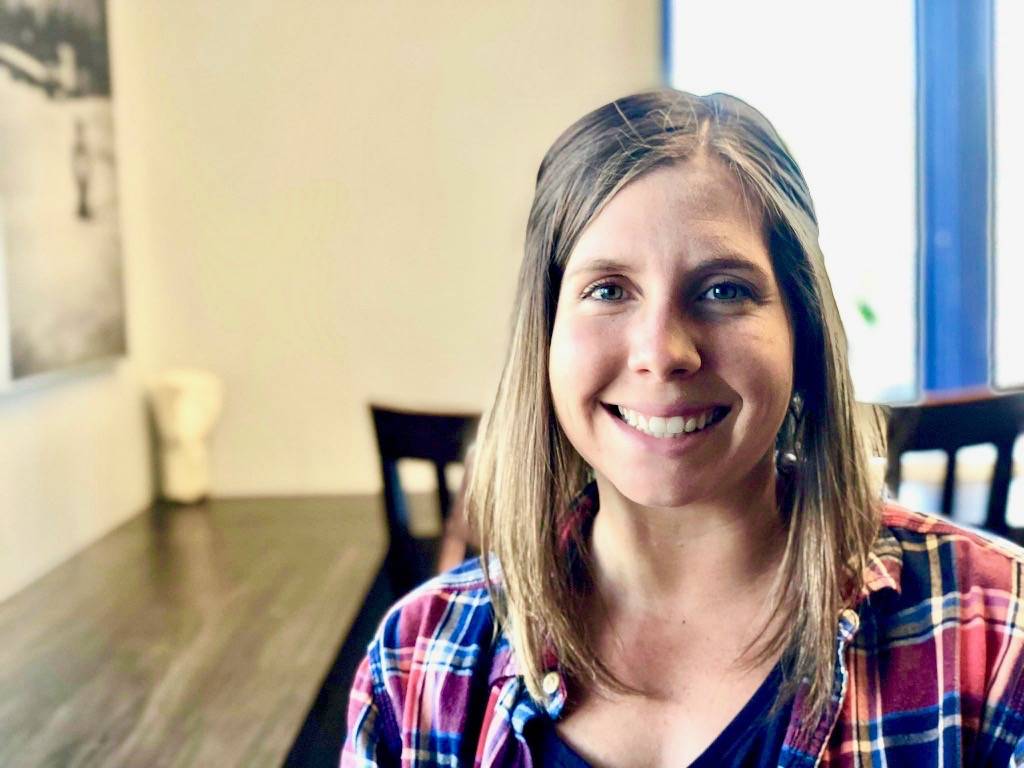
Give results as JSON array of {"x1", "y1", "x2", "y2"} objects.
[{"x1": 588, "y1": 462, "x2": 787, "y2": 618}]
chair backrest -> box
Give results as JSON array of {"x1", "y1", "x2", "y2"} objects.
[
  {"x1": 885, "y1": 392, "x2": 1024, "y2": 533},
  {"x1": 370, "y1": 405, "x2": 480, "y2": 593}
]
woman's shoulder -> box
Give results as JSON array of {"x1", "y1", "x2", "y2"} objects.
[
  {"x1": 344, "y1": 560, "x2": 508, "y2": 763},
  {"x1": 879, "y1": 502, "x2": 1024, "y2": 597},
  {"x1": 849, "y1": 504, "x2": 1024, "y2": 762},
  {"x1": 398, "y1": 555, "x2": 494, "y2": 602},
  {"x1": 373, "y1": 557, "x2": 497, "y2": 654},
  {"x1": 868, "y1": 503, "x2": 1024, "y2": 660}
]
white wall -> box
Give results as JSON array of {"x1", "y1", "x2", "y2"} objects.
[
  {"x1": 113, "y1": 0, "x2": 660, "y2": 496},
  {"x1": 0, "y1": 1, "x2": 659, "y2": 602},
  {"x1": 0, "y1": 364, "x2": 152, "y2": 601}
]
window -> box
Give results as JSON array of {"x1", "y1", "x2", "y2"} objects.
[
  {"x1": 995, "y1": 0, "x2": 1024, "y2": 389},
  {"x1": 667, "y1": 0, "x2": 917, "y2": 403}
]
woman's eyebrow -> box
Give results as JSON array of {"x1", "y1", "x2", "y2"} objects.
[
  {"x1": 565, "y1": 254, "x2": 771, "y2": 281},
  {"x1": 692, "y1": 255, "x2": 771, "y2": 282},
  {"x1": 563, "y1": 257, "x2": 633, "y2": 279}
]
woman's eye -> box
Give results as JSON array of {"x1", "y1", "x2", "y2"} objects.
[
  {"x1": 584, "y1": 283, "x2": 625, "y2": 302},
  {"x1": 701, "y1": 282, "x2": 751, "y2": 302}
]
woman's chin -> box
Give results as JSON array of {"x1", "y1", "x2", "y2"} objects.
[{"x1": 598, "y1": 474, "x2": 708, "y2": 511}]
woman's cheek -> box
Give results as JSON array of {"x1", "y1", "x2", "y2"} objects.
[
  {"x1": 550, "y1": 315, "x2": 614, "y2": 428},
  {"x1": 565, "y1": 316, "x2": 606, "y2": 356},
  {"x1": 548, "y1": 316, "x2": 576, "y2": 419}
]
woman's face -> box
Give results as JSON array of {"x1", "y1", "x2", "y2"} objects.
[{"x1": 549, "y1": 156, "x2": 795, "y2": 509}]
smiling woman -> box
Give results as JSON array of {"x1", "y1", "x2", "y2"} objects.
[
  {"x1": 549, "y1": 158, "x2": 794, "y2": 517},
  {"x1": 342, "y1": 91, "x2": 1024, "y2": 767}
]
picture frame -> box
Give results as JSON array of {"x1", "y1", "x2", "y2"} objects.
[{"x1": 0, "y1": 0, "x2": 125, "y2": 391}]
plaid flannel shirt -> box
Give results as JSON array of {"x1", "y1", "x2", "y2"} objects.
[{"x1": 342, "y1": 505, "x2": 1024, "y2": 767}]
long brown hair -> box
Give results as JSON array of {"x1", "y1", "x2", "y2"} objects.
[{"x1": 468, "y1": 90, "x2": 882, "y2": 720}]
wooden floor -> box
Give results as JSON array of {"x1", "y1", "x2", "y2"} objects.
[{"x1": 0, "y1": 496, "x2": 388, "y2": 768}]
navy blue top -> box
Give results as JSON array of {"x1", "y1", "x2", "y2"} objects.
[{"x1": 531, "y1": 663, "x2": 791, "y2": 767}]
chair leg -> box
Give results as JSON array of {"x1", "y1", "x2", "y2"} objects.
[
  {"x1": 384, "y1": 541, "x2": 416, "y2": 596},
  {"x1": 986, "y1": 441, "x2": 1014, "y2": 534},
  {"x1": 435, "y1": 464, "x2": 451, "y2": 521},
  {"x1": 941, "y1": 450, "x2": 957, "y2": 519},
  {"x1": 885, "y1": 454, "x2": 903, "y2": 500}
]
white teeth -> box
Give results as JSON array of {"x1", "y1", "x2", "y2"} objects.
[{"x1": 614, "y1": 406, "x2": 721, "y2": 439}]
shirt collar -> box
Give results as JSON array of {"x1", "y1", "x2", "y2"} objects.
[{"x1": 856, "y1": 515, "x2": 904, "y2": 602}]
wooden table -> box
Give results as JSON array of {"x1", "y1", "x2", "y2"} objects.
[{"x1": 0, "y1": 496, "x2": 387, "y2": 767}]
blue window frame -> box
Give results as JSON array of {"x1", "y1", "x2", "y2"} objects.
[{"x1": 917, "y1": 0, "x2": 993, "y2": 393}]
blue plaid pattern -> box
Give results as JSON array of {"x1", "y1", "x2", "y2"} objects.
[{"x1": 343, "y1": 506, "x2": 1024, "y2": 766}]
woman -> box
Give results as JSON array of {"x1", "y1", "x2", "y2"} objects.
[{"x1": 343, "y1": 90, "x2": 1024, "y2": 767}]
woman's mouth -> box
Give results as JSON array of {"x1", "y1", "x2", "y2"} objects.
[{"x1": 606, "y1": 404, "x2": 730, "y2": 439}]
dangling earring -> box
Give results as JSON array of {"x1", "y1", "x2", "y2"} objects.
[{"x1": 775, "y1": 392, "x2": 803, "y2": 475}]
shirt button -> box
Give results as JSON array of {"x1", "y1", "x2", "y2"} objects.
[{"x1": 542, "y1": 671, "x2": 561, "y2": 696}]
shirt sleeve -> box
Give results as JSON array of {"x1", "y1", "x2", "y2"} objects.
[{"x1": 341, "y1": 653, "x2": 399, "y2": 767}]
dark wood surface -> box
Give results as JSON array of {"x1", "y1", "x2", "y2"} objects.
[{"x1": 0, "y1": 496, "x2": 387, "y2": 768}]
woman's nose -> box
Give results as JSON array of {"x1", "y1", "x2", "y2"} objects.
[{"x1": 627, "y1": 306, "x2": 702, "y2": 380}]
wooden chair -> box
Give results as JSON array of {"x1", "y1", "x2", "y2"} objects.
[
  {"x1": 885, "y1": 391, "x2": 1024, "y2": 534},
  {"x1": 370, "y1": 405, "x2": 480, "y2": 594}
]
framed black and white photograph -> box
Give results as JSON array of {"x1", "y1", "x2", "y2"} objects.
[{"x1": 0, "y1": 0, "x2": 124, "y2": 386}]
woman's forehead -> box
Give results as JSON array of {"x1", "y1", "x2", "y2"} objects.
[{"x1": 566, "y1": 158, "x2": 768, "y2": 272}]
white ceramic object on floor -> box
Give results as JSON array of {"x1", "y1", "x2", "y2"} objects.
[{"x1": 148, "y1": 369, "x2": 224, "y2": 503}]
